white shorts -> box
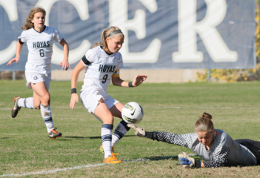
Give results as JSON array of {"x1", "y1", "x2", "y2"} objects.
[
  {"x1": 80, "y1": 88, "x2": 119, "y2": 115},
  {"x1": 25, "y1": 73, "x2": 51, "y2": 91}
]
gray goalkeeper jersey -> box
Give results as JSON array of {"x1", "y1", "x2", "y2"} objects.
[{"x1": 150, "y1": 129, "x2": 257, "y2": 167}]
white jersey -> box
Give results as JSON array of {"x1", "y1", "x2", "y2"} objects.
[
  {"x1": 81, "y1": 46, "x2": 123, "y2": 94},
  {"x1": 19, "y1": 26, "x2": 64, "y2": 75}
]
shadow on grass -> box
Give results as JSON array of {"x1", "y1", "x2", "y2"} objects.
[
  {"x1": 0, "y1": 137, "x2": 10, "y2": 139},
  {"x1": 123, "y1": 154, "x2": 199, "y2": 162},
  {"x1": 62, "y1": 135, "x2": 136, "y2": 140},
  {"x1": 145, "y1": 155, "x2": 179, "y2": 161},
  {"x1": 123, "y1": 155, "x2": 179, "y2": 163}
]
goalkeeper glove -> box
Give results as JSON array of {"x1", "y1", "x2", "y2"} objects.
[
  {"x1": 127, "y1": 124, "x2": 146, "y2": 137},
  {"x1": 178, "y1": 152, "x2": 201, "y2": 168}
]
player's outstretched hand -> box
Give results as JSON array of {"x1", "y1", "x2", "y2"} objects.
[
  {"x1": 70, "y1": 93, "x2": 78, "y2": 109},
  {"x1": 127, "y1": 124, "x2": 146, "y2": 137},
  {"x1": 178, "y1": 152, "x2": 200, "y2": 168},
  {"x1": 60, "y1": 60, "x2": 71, "y2": 71},
  {"x1": 7, "y1": 57, "x2": 20, "y2": 65},
  {"x1": 132, "y1": 74, "x2": 147, "y2": 87}
]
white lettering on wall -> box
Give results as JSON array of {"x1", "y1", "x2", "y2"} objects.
[
  {"x1": 139, "y1": 0, "x2": 157, "y2": 12},
  {"x1": 172, "y1": 0, "x2": 237, "y2": 63},
  {"x1": 0, "y1": 0, "x2": 17, "y2": 65},
  {"x1": 0, "y1": 0, "x2": 240, "y2": 66},
  {"x1": 36, "y1": 0, "x2": 91, "y2": 64},
  {"x1": 109, "y1": 0, "x2": 161, "y2": 63}
]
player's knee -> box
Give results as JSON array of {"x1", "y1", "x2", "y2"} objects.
[
  {"x1": 103, "y1": 120, "x2": 114, "y2": 125},
  {"x1": 102, "y1": 116, "x2": 114, "y2": 125},
  {"x1": 33, "y1": 100, "x2": 41, "y2": 109},
  {"x1": 34, "y1": 104, "x2": 40, "y2": 109},
  {"x1": 41, "y1": 93, "x2": 50, "y2": 105}
]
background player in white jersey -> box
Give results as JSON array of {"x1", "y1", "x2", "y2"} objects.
[
  {"x1": 7, "y1": 7, "x2": 70, "y2": 139},
  {"x1": 129, "y1": 112, "x2": 260, "y2": 168},
  {"x1": 70, "y1": 26, "x2": 147, "y2": 164}
]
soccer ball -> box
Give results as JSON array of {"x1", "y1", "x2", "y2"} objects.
[{"x1": 121, "y1": 102, "x2": 144, "y2": 124}]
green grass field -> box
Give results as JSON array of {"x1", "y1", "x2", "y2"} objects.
[{"x1": 1, "y1": 80, "x2": 260, "y2": 177}]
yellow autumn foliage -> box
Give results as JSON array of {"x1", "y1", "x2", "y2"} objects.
[{"x1": 197, "y1": 0, "x2": 260, "y2": 82}]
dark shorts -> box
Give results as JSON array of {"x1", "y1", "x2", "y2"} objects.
[{"x1": 235, "y1": 139, "x2": 260, "y2": 165}]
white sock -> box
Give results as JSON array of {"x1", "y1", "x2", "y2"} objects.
[
  {"x1": 40, "y1": 104, "x2": 54, "y2": 133},
  {"x1": 101, "y1": 124, "x2": 113, "y2": 158},
  {"x1": 112, "y1": 120, "x2": 130, "y2": 147},
  {"x1": 18, "y1": 97, "x2": 35, "y2": 109}
]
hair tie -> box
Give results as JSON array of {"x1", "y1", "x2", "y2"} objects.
[{"x1": 107, "y1": 30, "x2": 123, "y2": 37}]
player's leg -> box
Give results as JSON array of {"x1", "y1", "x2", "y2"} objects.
[
  {"x1": 31, "y1": 81, "x2": 61, "y2": 139},
  {"x1": 11, "y1": 96, "x2": 38, "y2": 118},
  {"x1": 92, "y1": 111, "x2": 117, "y2": 154},
  {"x1": 11, "y1": 74, "x2": 43, "y2": 118},
  {"x1": 94, "y1": 99, "x2": 121, "y2": 164},
  {"x1": 235, "y1": 139, "x2": 260, "y2": 164},
  {"x1": 11, "y1": 96, "x2": 22, "y2": 118},
  {"x1": 11, "y1": 82, "x2": 36, "y2": 118},
  {"x1": 32, "y1": 91, "x2": 41, "y2": 109},
  {"x1": 99, "y1": 98, "x2": 130, "y2": 152},
  {"x1": 110, "y1": 102, "x2": 130, "y2": 147}
]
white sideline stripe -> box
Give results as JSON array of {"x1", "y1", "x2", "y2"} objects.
[
  {"x1": 0, "y1": 163, "x2": 106, "y2": 177},
  {"x1": 0, "y1": 154, "x2": 196, "y2": 177}
]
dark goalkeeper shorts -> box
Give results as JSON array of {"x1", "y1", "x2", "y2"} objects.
[{"x1": 235, "y1": 139, "x2": 260, "y2": 165}]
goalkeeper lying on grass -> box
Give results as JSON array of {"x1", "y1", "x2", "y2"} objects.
[{"x1": 128, "y1": 112, "x2": 260, "y2": 168}]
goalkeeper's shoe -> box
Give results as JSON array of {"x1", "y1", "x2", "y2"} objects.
[
  {"x1": 49, "y1": 128, "x2": 62, "y2": 140},
  {"x1": 100, "y1": 146, "x2": 119, "y2": 155},
  {"x1": 11, "y1": 96, "x2": 21, "y2": 118},
  {"x1": 103, "y1": 153, "x2": 122, "y2": 164}
]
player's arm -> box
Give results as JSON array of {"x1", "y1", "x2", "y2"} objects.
[
  {"x1": 112, "y1": 72, "x2": 131, "y2": 87},
  {"x1": 112, "y1": 71, "x2": 147, "y2": 87},
  {"x1": 128, "y1": 124, "x2": 195, "y2": 147},
  {"x1": 201, "y1": 162, "x2": 205, "y2": 168},
  {"x1": 132, "y1": 74, "x2": 147, "y2": 86},
  {"x1": 7, "y1": 40, "x2": 23, "y2": 65},
  {"x1": 70, "y1": 61, "x2": 85, "y2": 109},
  {"x1": 201, "y1": 147, "x2": 229, "y2": 168},
  {"x1": 59, "y1": 38, "x2": 71, "y2": 70},
  {"x1": 179, "y1": 148, "x2": 229, "y2": 168}
]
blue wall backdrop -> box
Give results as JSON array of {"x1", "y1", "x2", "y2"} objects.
[{"x1": 0, "y1": 0, "x2": 256, "y2": 71}]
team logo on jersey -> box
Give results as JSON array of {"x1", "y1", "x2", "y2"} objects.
[
  {"x1": 99, "y1": 65, "x2": 116, "y2": 73},
  {"x1": 33, "y1": 41, "x2": 50, "y2": 48},
  {"x1": 33, "y1": 76, "x2": 38, "y2": 80}
]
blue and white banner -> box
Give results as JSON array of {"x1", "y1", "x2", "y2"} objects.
[{"x1": 0, "y1": 0, "x2": 256, "y2": 71}]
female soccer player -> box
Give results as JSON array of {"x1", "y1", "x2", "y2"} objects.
[
  {"x1": 128, "y1": 113, "x2": 260, "y2": 168},
  {"x1": 70, "y1": 26, "x2": 147, "y2": 164},
  {"x1": 7, "y1": 7, "x2": 70, "y2": 139}
]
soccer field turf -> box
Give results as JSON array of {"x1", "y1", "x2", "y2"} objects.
[{"x1": 1, "y1": 80, "x2": 260, "y2": 177}]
